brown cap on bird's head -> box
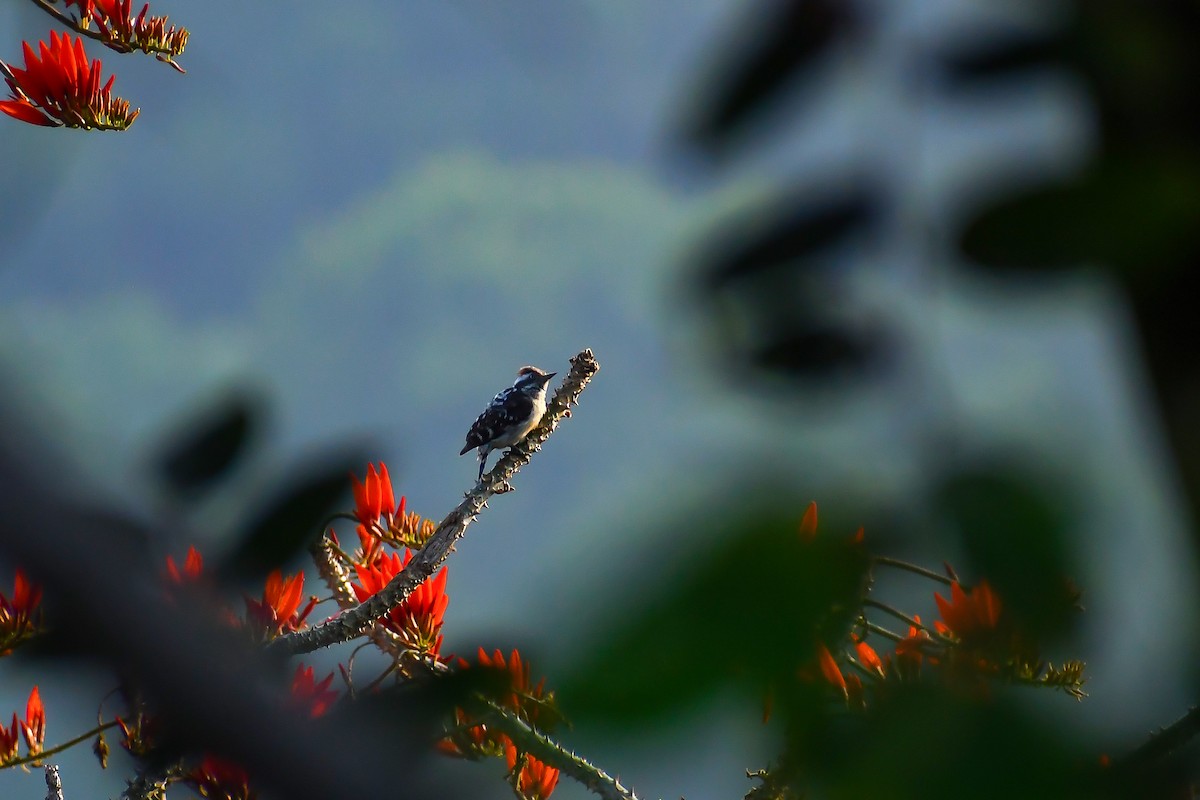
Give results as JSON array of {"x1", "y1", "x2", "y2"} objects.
[{"x1": 516, "y1": 366, "x2": 556, "y2": 384}]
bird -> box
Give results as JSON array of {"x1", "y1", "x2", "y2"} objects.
[{"x1": 460, "y1": 366, "x2": 556, "y2": 481}]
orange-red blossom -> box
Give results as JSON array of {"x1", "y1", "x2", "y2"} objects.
[
  {"x1": 504, "y1": 738, "x2": 560, "y2": 800},
  {"x1": 291, "y1": 664, "x2": 338, "y2": 719},
  {"x1": 243, "y1": 570, "x2": 315, "y2": 641},
  {"x1": 69, "y1": 0, "x2": 189, "y2": 61},
  {"x1": 188, "y1": 754, "x2": 256, "y2": 800},
  {"x1": 934, "y1": 580, "x2": 1002, "y2": 642},
  {"x1": 0, "y1": 569, "x2": 42, "y2": 653},
  {"x1": 352, "y1": 550, "x2": 448, "y2": 658},
  {"x1": 350, "y1": 462, "x2": 436, "y2": 555},
  {"x1": 0, "y1": 32, "x2": 138, "y2": 129},
  {"x1": 0, "y1": 686, "x2": 45, "y2": 765},
  {"x1": 439, "y1": 648, "x2": 555, "y2": 760},
  {"x1": 164, "y1": 546, "x2": 204, "y2": 585}
]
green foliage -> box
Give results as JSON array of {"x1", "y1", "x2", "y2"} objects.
[
  {"x1": 936, "y1": 465, "x2": 1080, "y2": 644},
  {"x1": 557, "y1": 500, "x2": 869, "y2": 725}
]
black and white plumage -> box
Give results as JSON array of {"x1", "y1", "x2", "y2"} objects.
[{"x1": 460, "y1": 365, "x2": 556, "y2": 481}]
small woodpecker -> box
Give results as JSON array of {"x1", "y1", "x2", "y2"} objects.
[{"x1": 460, "y1": 366, "x2": 556, "y2": 481}]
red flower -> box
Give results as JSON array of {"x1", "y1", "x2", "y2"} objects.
[
  {"x1": 165, "y1": 546, "x2": 203, "y2": 585},
  {"x1": 290, "y1": 664, "x2": 338, "y2": 719},
  {"x1": 0, "y1": 714, "x2": 18, "y2": 764},
  {"x1": 243, "y1": 570, "x2": 315, "y2": 641},
  {"x1": 815, "y1": 642, "x2": 847, "y2": 698},
  {"x1": 351, "y1": 550, "x2": 448, "y2": 658},
  {"x1": 934, "y1": 580, "x2": 1002, "y2": 641},
  {"x1": 436, "y1": 706, "x2": 501, "y2": 759},
  {"x1": 504, "y1": 739, "x2": 560, "y2": 800},
  {"x1": 189, "y1": 754, "x2": 256, "y2": 800},
  {"x1": 0, "y1": 31, "x2": 138, "y2": 129},
  {"x1": 473, "y1": 648, "x2": 551, "y2": 723},
  {"x1": 83, "y1": 0, "x2": 189, "y2": 63},
  {"x1": 21, "y1": 686, "x2": 44, "y2": 757},
  {"x1": 798, "y1": 501, "x2": 818, "y2": 542},
  {"x1": 894, "y1": 616, "x2": 933, "y2": 677},
  {"x1": 0, "y1": 569, "x2": 42, "y2": 653},
  {"x1": 353, "y1": 462, "x2": 398, "y2": 527},
  {"x1": 0, "y1": 686, "x2": 44, "y2": 765},
  {"x1": 439, "y1": 649, "x2": 554, "y2": 759},
  {"x1": 855, "y1": 640, "x2": 886, "y2": 677},
  {"x1": 350, "y1": 462, "x2": 436, "y2": 554}
]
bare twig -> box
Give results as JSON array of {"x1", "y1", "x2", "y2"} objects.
[
  {"x1": 871, "y1": 555, "x2": 954, "y2": 586},
  {"x1": 271, "y1": 349, "x2": 600, "y2": 656}
]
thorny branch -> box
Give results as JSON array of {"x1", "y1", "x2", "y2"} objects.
[
  {"x1": 271, "y1": 349, "x2": 600, "y2": 656},
  {"x1": 1119, "y1": 705, "x2": 1200, "y2": 770},
  {"x1": 479, "y1": 700, "x2": 640, "y2": 800}
]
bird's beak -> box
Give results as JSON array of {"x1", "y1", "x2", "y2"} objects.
[{"x1": 543, "y1": 372, "x2": 557, "y2": 383}]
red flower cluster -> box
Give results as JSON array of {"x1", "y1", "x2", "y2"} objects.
[
  {"x1": 504, "y1": 738, "x2": 560, "y2": 800},
  {"x1": 0, "y1": 686, "x2": 45, "y2": 766},
  {"x1": 0, "y1": 32, "x2": 137, "y2": 129},
  {"x1": 164, "y1": 546, "x2": 204, "y2": 586},
  {"x1": 934, "y1": 580, "x2": 1002, "y2": 643},
  {"x1": 67, "y1": 0, "x2": 189, "y2": 61},
  {"x1": 188, "y1": 754, "x2": 256, "y2": 800},
  {"x1": 244, "y1": 570, "x2": 316, "y2": 642},
  {"x1": 351, "y1": 463, "x2": 437, "y2": 554},
  {"x1": 290, "y1": 664, "x2": 338, "y2": 719},
  {"x1": 440, "y1": 649, "x2": 561, "y2": 799},
  {"x1": 0, "y1": 569, "x2": 42, "y2": 654},
  {"x1": 351, "y1": 550, "x2": 448, "y2": 658}
]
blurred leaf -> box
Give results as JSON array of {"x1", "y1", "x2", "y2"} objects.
[
  {"x1": 801, "y1": 683, "x2": 1104, "y2": 799},
  {"x1": 959, "y1": 152, "x2": 1200, "y2": 282},
  {"x1": 558, "y1": 505, "x2": 869, "y2": 726},
  {"x1": 691, "y1": 182, "x2": 887, "y2": 384},
  {"x1": 680, "y1": 0, "x2": 858, "y2": 156},
  {"x1": 697, "y1": 184, "x2": 881, "y2": 291},
  {"x1": 221, "y1": 447, "x2": 370, "y2": 579},
  {"x1": 750, "y1": 324, "x2": 885, "y2": 380},
  {"x1": 153, "y1": 390, "x2": 265, "y2": 498},
  {"x1": 934, "y1": 31, "x2": 1063, "y2": 86},
  {"x1": 935, "y1": 465, "x2": 1079, "y2": 643}
]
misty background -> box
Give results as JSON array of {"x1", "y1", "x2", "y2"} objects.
[{"x1": 1, "y1": 0, "x2": 1197, "y2": 797}]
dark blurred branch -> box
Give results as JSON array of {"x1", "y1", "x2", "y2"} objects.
[
  {"x1": 272, "y1": 349, "x2": 601, "y2": 657},
  {"x1": 480, "y1": 700, "x2": 640, "y2": 800},
  {"x1": 871, "y1": 555, "x2": 954, "y2": 586},
  {"x1": 1119, "y1": 705, "x2": 1200, "y2": 769}
]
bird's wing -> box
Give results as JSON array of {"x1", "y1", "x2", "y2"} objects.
[{"x1": 460, "y1": 389, "x2": 534, "y2": 454}]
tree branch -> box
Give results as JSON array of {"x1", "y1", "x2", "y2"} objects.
[
  {"x1": 25, "y1": 0, "x2": 126, "y2": 50},
  {"x1": 271, "y1": 349, "x2": 600, "y2": 656},
  {"x1": 480, "y1": 700, "x2": 640, "y2": 800},
  {"x1": 1119, "y1": 704, "x2": 1200, "y2": 769},
  {"x1": 2, "y1": 721, "x2": 120, "y2": 771}
]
